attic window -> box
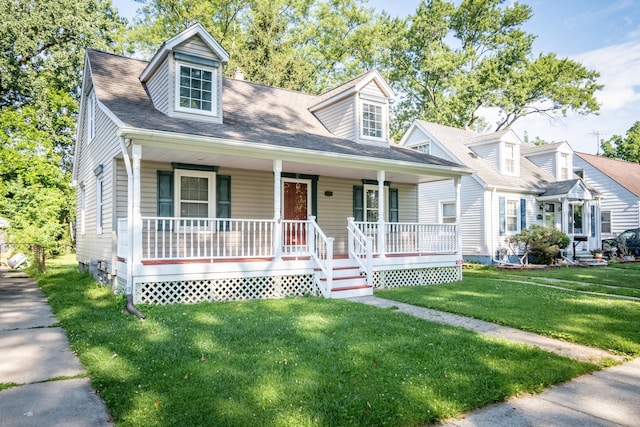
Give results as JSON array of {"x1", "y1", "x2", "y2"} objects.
[
  {"x1": 361, "y1": 102, "x2": 384, "y2": 140},
  {"x1": 504, "y1": 143, "x2": 516, "y2": 173},
  {"x1": 416, "y1": 143, "x2": 430, "y2": 154},
  {"x1": 176, "y1": 63, "x2": 215, "y2": 114}
]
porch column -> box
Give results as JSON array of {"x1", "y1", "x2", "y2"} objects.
[
  {"x1": 454, "y1": 177, "x2": 462, "y2": 260},
  {"x1": 377, "y1": 170, "x2": 386, "y2": 257},
  {"x1": 273, "y1": 160, "x2": 282, "y2": 260},
  {"x1": 131, "y1": 145, "x2": 142, "y2": 273},
  {"x1": 562, "y1": 199, "x2": 569, "y2": 235}
]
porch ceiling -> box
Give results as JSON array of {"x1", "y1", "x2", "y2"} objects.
[{"x1": 120, "y1": 143, "x2": 459, "y2": 184}]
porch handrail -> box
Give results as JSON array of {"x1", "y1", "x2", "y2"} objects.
[
  {"x1": 351, "y1": 220, "x2": 457, "y2": 255},
  {"x1": 347, "y1": 217, "x2": 373, "y2": 286},
  {"x1": 307, "y1": 217, "x2": 334, "y2": 297}
]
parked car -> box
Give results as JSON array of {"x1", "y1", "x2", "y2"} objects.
[{"x1": 602, "y1": 228, "x2": 640, "y2": 258}]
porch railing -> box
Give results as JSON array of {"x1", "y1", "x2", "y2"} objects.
[
  {"x1": 352, "y1": 221, "x2": 457, "y2": 254},
  {"x1": 307, "y1": 217, "x2": 334, "y2": 297},
  {"x1": 347, "y1": 218, "x2": 373, "y2": 286}
]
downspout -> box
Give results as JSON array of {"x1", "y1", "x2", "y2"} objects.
[{"x1": 119, "y1": 137, "x2": 145, "y2": 319}]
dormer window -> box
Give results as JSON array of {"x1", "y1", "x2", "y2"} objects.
[
  {"x1": 560, "y1": 153, "x2": 570, "y2": 180},
  {"x1": 504, "y1": 143, "x2": 516, "y2": 174},
  {"x1": 176, "y1": 62, "x2": 216, "y2": 115},
  {"x1": 416, "y1": 143, "x2": 431, "y2": 154},
  {"x1": 361, "y1": 102, "x2": 384, "y2": 140}
]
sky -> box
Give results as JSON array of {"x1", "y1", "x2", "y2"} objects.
[{"x1": 112, "y1": 0, "x2": 640, "y2": 154}]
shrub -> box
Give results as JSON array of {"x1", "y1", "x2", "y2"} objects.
[{"x1": 506, "y1": 225, "x2": 570, "y2": 265}]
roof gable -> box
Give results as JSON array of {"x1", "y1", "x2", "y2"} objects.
[
  {"x1": 575, "y1": 152, "x2": 640, "y2": 197},
  {"x1": 140, "y1": 23, "x2": 229, "y2": 82},
  {"x1": 309, "y1": 70, "x2": 394, "y2": 112}
]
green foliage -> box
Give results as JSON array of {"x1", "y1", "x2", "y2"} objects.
[
  {"x1": 383, "y1": 0, "x2": 601, "y2": 139},
  {"x1": 506, "y1": 225, "x2": 569, "y2": 265},
  {"x1": 601, "y1": 121, "x2": 640, "y2": 164},
  {"x1": 38, "y1": 256, "x2": 595, "y2": 426}
]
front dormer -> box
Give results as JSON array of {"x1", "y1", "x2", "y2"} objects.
[
  {"x1": 309, "y1": 70, "x2": 395, "y2": 145},
  {"x1": 522, "y1": 141, "x2": 573, "y2": 181},
  {"x1": 466, "y1": 129, "x2": 521, "y2": 177},
  {"x1": 140, "y1": 23, "x2": 229, "y2": 124}
]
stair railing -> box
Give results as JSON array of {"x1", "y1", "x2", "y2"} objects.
[
  {"x1": 308, "y1": 217, "x2": 334, "y2": 297},
  {"x1": 347, "y1": 217, "x2": 373, "y2": 287}
]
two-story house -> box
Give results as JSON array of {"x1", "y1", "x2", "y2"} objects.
[
  {"x1": 401, "y1": 121, "x2": 601, "y2": 264},
  {"x1": 72, "y1": 24, "x2": 471, "y2": 305}
]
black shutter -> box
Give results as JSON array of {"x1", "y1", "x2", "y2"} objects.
[
  {"x1": 389, "y1": 188, "x2": 399, "y2": 222},
  {"x1": 216, "y1": 175, "x2": 231, "y2": 231},
  {"x1": 520, "y1": 198, "x2": 527, "y2": 230},
  {"x1": 157, "y1": 171, "x2": 173, "y2": 230},
  {"x1": 499, "y1": 196, "x2": 506, "y2": 236},
  {"x1": 353, "y1": 186, "x2": 363, "y2": 221}
]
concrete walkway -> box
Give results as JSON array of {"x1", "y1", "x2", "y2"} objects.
[
  {"x1": 348, "y1": 295, "x2": 639, "y2": 427},
  {"x1": 0, "y1": 270, "x2": 112, "y2": 426}
]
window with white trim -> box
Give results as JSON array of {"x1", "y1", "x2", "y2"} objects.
[
  {"x1": 441, "y1": 202, "x2": 456, "y2": 223},
  {"x1": 361, "y1": 102, "x2": 383, "y2": 139},
  {"x1": 174, "y1": 170, "x2": 216, "y2": 220},
  {"x1": 416, "y1": 143, "x2": 431, "y2": 154},
  {"x1": 96, "y1": 178, "x2": 103, "y2": 235},
  {"x1": 560, "y1": 153, "x2": 570, "y2": 180},
  {"x1": 364, "y1": 185, "x2": 379, "y2": 222},
  {"x1": 601, "y1": 210, "x2": 611, "y2": 234},
  {"x1": 506, "y1": 199, "x2": 518, "y2": 232},
  {"x1": 568, "y1": 203, "x2": 584, "y2": 235},
  {"x1": 87, "y1": 91, "x2": 95, "y2": 143},
  {"x1": 176, "y1": 63, "x2": 215, "y2": 114},
  {"x1": 504, "y1": 143, "x2": 516, "y2": 174}
]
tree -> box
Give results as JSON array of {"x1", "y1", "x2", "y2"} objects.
[
  {"x1": 0, "y1": 0, "x2": 125, "y2": 256},
  {"x1": 601, "y1": 121, "x2": 640, "y2": 164},
  {"x1": 383, "y1": 0, "x2": 601, "y2": 139}
]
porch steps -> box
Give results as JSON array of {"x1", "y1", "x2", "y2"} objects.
[
  {"x1": 574, "y1": 251, "x2": 608, "y2": 267},
  {"x1": 314, "y1": 260, "x2": 373, "y2": 299}
]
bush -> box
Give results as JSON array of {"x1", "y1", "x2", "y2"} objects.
[{"x1": 506, "y1": 225, "x2": 570, "y2": 265}]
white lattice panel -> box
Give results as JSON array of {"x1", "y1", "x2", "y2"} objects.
[
  {"x1": 374, "y1": 266, "x2": 461, "y2": 288},
  {"x1": 136, "y1": 274, "x2": 316, "y2": 304}
]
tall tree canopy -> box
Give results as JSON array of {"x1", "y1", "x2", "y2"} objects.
[
  {"x1": 0, "y1": 0, "x2": 125, "y2": 255},
  {"x1": 601, "y1": 121, "x2": 640, "y2": 164},
  {"x1": 128, "y1": 0, "x2": 383, "y2": 92},
  {"x1": 383, "y1": 0, "x2": 602, "y2": 138}
]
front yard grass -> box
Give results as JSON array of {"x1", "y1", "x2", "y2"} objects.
[
  {"x1": 377, "y1": 267, "x2": 640, "y2": 357},
  {"x1": 35, "y1": 256, "x2": 596, "y2": 427}
]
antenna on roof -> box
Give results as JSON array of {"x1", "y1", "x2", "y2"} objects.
[{"x1": 587, "y1": 130, "x2": 606, "y2": 155}]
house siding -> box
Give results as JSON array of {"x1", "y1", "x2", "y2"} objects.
[
  {"x1": 574, "y1": 156, "x2": 640, "y2": 237},
  {"x1": 146, "y1": 56, "x2": 170, "y2": 114},
  {"x1": 75, "y1": 103, "x2": 122, "y2": 268},
  {"x1": 360, "y1": 80, "x2": 386, "y2": 98},
  {"x1": 313, "y1": 96, "x2": 356, "y2": 141},
  {"x1": 472, "y1": 143, "x2": 499, "y2": 170},
  {"x1": 175, "y1": 36, "x2": 221, "y2": 60},
  {"x1": 526, "y1": 153, "x2": 556, "y2": 178}
]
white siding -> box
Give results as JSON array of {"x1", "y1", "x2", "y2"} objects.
[
  {"x1": 526, "y1": 152, "x2": 556, "y2": 177},
  {"x1": 175, "y1": 36, "x2": 221, "y2": 60},
  {"x1": 472, "y1": 143, "x2": 499, "y2": 170},
  {"x1": 75, "y1": 102, "x2": 122, "y2": 268},
  {"x1": 360, "y1": 80, "x2": 386, "y2": 98},
  {"x1": 313, "y1": 96, "x2": 357, "y2": 140},
  {"x1": 574, "y1": 157, "x2": 640, "y2": 237},
  {"x1": 146, "y1": 57, "x2": 170, "y2": 114}
]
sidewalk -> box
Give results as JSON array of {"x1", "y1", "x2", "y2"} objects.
[
  {"x1": 0, "y1": 270, "x2": 112, "y2": 426},
  {"x1": 349, "y1": 295, "x2": 640, "y2": 427}
]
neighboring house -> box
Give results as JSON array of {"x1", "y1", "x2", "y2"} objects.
[
  {"x1": 400, "y1": 121, "x2": 601, "y2": 264},
  {"x1": 574, "y1": 152, "x2": 640, "y2": 239},
  {"x1": 72, "y1": 24, "x2": 471, "y2": 304}
]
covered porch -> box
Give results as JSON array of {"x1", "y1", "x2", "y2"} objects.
[{"x1": 114, "y1": 132, "x2": 469, "y2": 303}]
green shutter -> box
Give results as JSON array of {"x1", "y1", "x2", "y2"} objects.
[
  {"x1": 520, "y1": 198, "x2": 527, "y2": 230},
  {"x1": 389, "y1": 188, "x2": 399, "y2": 222},
  {"x1": 157, "y1": 171, "x2": 173, "y2": 230},
  {"x1": 353, "y1": 186, "x2": 363, "y2": 221},
  {"x1": 216, "y1": 175, "x2": 231, "y2": 231},
  {"x1": 499, "y1": 196, "x2": 506, "y2": 236}
]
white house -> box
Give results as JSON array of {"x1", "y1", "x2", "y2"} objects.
[
  {"x1": 401, "y1": 121, "x2": 601, "y2": 264},
  {"x1": 574, "y1": 152, "x2": 640, "y2": 239},
  {"x1": 72, "y1": 24, "x2": 471, "y2": 305}
]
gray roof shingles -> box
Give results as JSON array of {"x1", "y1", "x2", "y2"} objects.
[{"x1": 88, "y1": 49, "x2": 462, "y2": 170}]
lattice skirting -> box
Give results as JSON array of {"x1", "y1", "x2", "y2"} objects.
[
  {"x1": 136, "y1": 274, "x2": 317, "y2": 304},
  {"x1": 373, "y1": 266, "x2": 462, "y2": 288}
]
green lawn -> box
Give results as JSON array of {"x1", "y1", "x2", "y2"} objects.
[
  {"x1": 33, "y1": 256, "x2": 596, "y2": 427},
  {"x1": 377, "y1": 266, "x2": 640, "y2": 356}
]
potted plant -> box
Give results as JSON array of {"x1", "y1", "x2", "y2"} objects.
[{"x1": 590, "y1": 248, "x2": 604, "y2": 260}]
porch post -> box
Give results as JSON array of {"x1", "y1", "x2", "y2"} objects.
[
  {"x1": 377, "y1": 170, "x2": 386, "y2": 257},
  {"x1": 454, "y1": 177, "x2": 462, "y2": 260},
  {"x1": 273, "y1": 160, "x2": 282, "y2": 260},
  {"x1": 562, "y1": 199, "x2": 569, "y2": 235},
  {"x1": 131, "y1": 145, "x2": 142, "y2": 273}
]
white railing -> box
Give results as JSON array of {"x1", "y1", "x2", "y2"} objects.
[
  {"x1": 117, "y1": 218, "x2": 128, "y2": 258},
  {"x1": 347, "y1": 218, "x2": 373, "y2": 286},
  {"x1": 141, "y1": 217, "x2": 276, "y2": 260},
  {"x1": 307, "y1": 217, "x2": 334, "y2": 296},
  {"x1": 352, "y1": 221, "x2": 457, "y2": 255}
]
